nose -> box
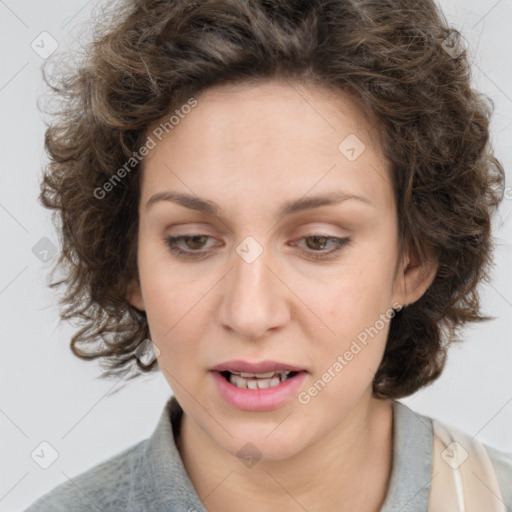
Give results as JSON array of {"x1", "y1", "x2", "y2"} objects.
[{"x1": 216, "y1": 240, "x2": 291, "y2": 341}]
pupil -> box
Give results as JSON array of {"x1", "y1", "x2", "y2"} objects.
[
  {"x1": 188, "y1": 235, "x2": 206, "y2": 249},
  {"x1": 307, "y1": 236, "x2": 327, "y2": 250}
]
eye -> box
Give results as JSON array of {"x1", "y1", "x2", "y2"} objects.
[
  {"x1": 294, "y1": 235, "x2": 351, "y2": 260},
  {"x1": 163, "y1": 233, "x2": 351, "y2": 260},
  {"x1": 164, "y1": 234, "x2": 216, "y2": 259}
]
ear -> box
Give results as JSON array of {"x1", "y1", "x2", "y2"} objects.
[
  {"x1": 126, "y1": 278, "x2": 145, "y2": 311},
  {"x1": 393, "y1": 240, "x2": 438, "y2": 308}
]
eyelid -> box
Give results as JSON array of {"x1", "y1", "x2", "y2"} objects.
[{"x1": 164, "y1": 234, "x2": 220, "y2": 254}]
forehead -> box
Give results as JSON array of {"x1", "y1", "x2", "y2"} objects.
[{"x1": 142, "y1": 79, "x2": 394, "y2": 215}]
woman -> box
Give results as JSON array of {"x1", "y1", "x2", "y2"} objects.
[{"x1": 25, "y1": 0, "x2": 511, "y2": 510}]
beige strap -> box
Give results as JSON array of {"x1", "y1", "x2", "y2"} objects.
[{"x1": 428, "y1": 419, "x2": 505, "y2": 511}]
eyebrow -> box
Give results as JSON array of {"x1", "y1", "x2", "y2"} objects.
[{"x1": 145, "y1": 190, "x2": 372, "y2": 218}]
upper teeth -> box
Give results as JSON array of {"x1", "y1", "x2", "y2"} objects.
[
  {"x1": 232, "y1": 371, "x2": 290, "y2": 378},
  {"x1": 228, "y1": 370, "x2": 293, "y2": 389}
]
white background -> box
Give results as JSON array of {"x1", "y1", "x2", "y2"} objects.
[{"x1": 1, "y1": 0, "x2": 511, "y2": 510}]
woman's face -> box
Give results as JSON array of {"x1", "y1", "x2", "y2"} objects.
[{"x1": 129, "y1": 79, "x2": 427, "y2": 460}]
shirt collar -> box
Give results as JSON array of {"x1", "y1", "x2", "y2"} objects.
[
  {"x1": 140, "y1": 395, "x2": 208, "y2": 512},
  {"x1": 380, "y1": 400, "x2": 433, "y2": 512},
  {"x1": 141, "y1": 396, "x2": 433, "y2": 511}
]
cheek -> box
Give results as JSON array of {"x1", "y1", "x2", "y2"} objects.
[
  {"x1": 298, "y1": 256, "x2": 395, "y2": 390},
  {"x1": 137, "y1": 264, "x2": 213, "y2": 375},
  {"x1": 302, "y1": 300, "x2": 391, "y2": 414},
  {"x1": 137, "y1": 237, "x2": 196, "y2": 332},
  {"x1": 317, "y1": 260, "x2": 395, "y2": 335}
]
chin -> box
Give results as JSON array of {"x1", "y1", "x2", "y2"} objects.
[{"x1": 213, "y1": 424, "x2": 310, "y2": 464}]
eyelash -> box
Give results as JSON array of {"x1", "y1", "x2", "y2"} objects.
[{"x1": 163, "y1": 234, "x2": 351, "y2": 261}]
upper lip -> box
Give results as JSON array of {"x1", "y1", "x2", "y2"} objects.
[{"x1": 210, "y1": 360, "x2": 306, "y2": 373}]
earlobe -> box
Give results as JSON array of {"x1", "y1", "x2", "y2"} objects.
[{"x1": 126, "y1": 278, "x2": 145, "y2": 311}]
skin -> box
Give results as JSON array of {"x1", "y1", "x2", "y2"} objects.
[{"x1": 127, "y1": 79, "x2": 437, "y2": 511}]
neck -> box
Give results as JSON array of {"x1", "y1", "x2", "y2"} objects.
[{"x1": 176, "y1": 394, "x2": 394, "y2": 512}]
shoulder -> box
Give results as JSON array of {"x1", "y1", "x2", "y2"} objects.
[
  {"x1": 429, "y1": 412, "x2": 512, "y2": 509},
  {"x1": 390, "y1": 402, "x2": 512, "y2": 509},
  {"x1": 484, "y1": 443, "x2": 512, "y2": 506},
  {"x1": 23, "y1": 438, "x2": 150, "y2": 512},
  {"x1": 24, "y1": 396, "x2": 207, "y2": 512}
]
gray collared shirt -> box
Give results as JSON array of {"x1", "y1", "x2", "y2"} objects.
[{"x1": 24, "y1": 396, "x2": 512, "y2": 511}]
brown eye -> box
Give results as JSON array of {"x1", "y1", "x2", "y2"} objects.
[
  {"x1": 164, "y1": 233, "x2": 350, "y2": 261},
  {"x1": 182, "y1": 235, "x2": 209, "y2": 250},
  {"x1": 164, "y1": 234, "x2": 215, "y2": 259},
  {"x1": 304, "y1": 235, "x2": 330, "y2": 251},
  {"x1": 296, "y1": 235, "x2": 351, "y2": 260}
]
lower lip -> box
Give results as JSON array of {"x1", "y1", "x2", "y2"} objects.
[{"x1": 210, "y1": 370, "x2": 307, "y2": 411}]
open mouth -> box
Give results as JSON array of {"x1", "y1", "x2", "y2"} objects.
[
  {"x1": 220, "y1": 370, "x2": 299, "y2": 389},
  {"x1": 212, "y1": 366, "x2": 308, "y2": 410}
]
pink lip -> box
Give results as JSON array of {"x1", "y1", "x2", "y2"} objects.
[
  {"x1": 210, "y1": 359, "x2": 306, "y2": 373},
  {"x1": 210, "y1": 370, "x2": 308, "y2": 411}
]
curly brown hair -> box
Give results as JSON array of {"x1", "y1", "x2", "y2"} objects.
[{"x1": 40, "y1": 0, "x2": 505, "y2": 398}]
